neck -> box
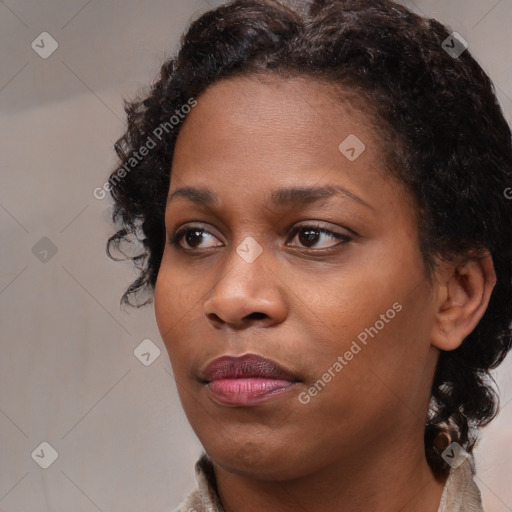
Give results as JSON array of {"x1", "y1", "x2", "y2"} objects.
[{"x1": 214, "y1": 429, "x2": 447, "y2": 512}]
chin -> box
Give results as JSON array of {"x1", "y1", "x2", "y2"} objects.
[{"x1": 202, "y1": 435, "x2": 314, "y2": 481}]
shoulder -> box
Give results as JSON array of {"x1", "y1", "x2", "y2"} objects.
[
  {"x1": 175, "y1": 453, "x2": 224, "y2": 512},
  {"x1": 437, "y1": 456, "x2": 484, "y2": 512}
]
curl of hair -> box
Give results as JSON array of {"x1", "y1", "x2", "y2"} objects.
[{"x1": 107, "y1": 0, "x2": 512, "y2": 478}]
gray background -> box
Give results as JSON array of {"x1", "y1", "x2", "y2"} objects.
[{"x1": 1, "y1": 0, "x2": 511, "y2": 511}]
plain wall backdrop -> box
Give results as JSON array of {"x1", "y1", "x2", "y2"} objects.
[{"x1": 1, "y1": 0, "x2": 511, "y2": 511}]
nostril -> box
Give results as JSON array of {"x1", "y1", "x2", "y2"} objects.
[
  {"x1": 245, "y1": 312, "x2": 267, "y2": 321},
  {"x1": 204, "y1": 312, "x2": 222, "y2": 323},
  {"x1": 203, "y1": 311, "x2": 269, "y2": 326}
]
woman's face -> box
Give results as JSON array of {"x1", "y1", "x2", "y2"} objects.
[{"x1": 154, "y1": 75, "x2": 441, "y2": 479}]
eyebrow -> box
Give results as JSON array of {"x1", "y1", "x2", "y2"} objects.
[{"x1": 167, "y1": 184, "x2": 373, "y2": 210}]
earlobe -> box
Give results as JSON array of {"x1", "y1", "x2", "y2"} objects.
[{"x1": 431, "y1": 251, "x2": 497, "y2": 352}]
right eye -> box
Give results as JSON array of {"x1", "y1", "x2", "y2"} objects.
[{"x1": 170, "y1": 226, "x2": 224, "y2": 250}]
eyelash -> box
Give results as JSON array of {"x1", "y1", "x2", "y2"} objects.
[{"x1": 169, "y1": 225, "x2": 352, "y2": 252}]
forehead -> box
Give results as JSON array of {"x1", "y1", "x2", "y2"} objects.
[
  {"x1": 173, "y1": 74, "x2": 385, "y2": 178},
  {"x1": 185, "y1": 75, "x2": 376, "y2": 146},
  {"x1": 169, "y1": 74, "x2": 415, "y2": 219}
]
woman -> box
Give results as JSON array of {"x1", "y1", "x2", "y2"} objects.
[{"x1": 106, "y1": 0, "x2": 512, "y2": 510}]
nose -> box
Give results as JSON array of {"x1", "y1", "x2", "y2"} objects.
[{"x1": 202, "y1": 247, "x2": 287, "y2": 329}]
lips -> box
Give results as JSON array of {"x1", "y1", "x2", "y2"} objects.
[
  {"x1": 202, "y1": 354, "x2": 299, "y2": 406},
  {"x1": 203, "y1": 354, "x2": 298, "y2": 381}
]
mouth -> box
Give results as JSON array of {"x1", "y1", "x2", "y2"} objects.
[{"x1": 201, "y1": 354, "x2": 300, "y2": 406}]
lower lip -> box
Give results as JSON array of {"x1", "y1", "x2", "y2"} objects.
[{"x1": 206, "y1": 378, "x2": 297, "y2": 406}]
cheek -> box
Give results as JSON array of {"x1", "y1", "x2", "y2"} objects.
[
  {"x1": 153, "y1": 262, "x2": 173, "y2": 336},
  {"x1": 297, "y1": 249, "x2": 432, "y2": 377},
  {"x1": 154, "y1": 258, "x2": 207, "y2": 369},
  {"x1": 154, "y1": 258, "x2": 191, "y2": 354},
  {"x1": 154, "y1": 251, "x2": 195, "y2": 328}
]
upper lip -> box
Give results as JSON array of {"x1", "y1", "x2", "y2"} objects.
[{"x1": 202, "y1": 354, "x2": 299, "y2": 382}]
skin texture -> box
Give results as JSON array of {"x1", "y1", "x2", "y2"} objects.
[{"x1": 153, "y1": 75, "x2": 496, "y2": 512}]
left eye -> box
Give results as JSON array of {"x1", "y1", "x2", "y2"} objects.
[{"x1": 287, "y1": 226, "x2": 351, "y2": 249}]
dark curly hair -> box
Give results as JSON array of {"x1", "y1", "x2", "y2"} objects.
[{"x1": 107, "y1": 0, "x2": 512, "y2": 479}]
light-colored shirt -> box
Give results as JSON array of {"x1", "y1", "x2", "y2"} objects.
[{"x1": 175, "y1": 453, "x2": 484, "y2": 511}]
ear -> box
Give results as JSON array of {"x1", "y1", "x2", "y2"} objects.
[{"x1": 430, "y1": 250, "x2": 497, "y2": 351}]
